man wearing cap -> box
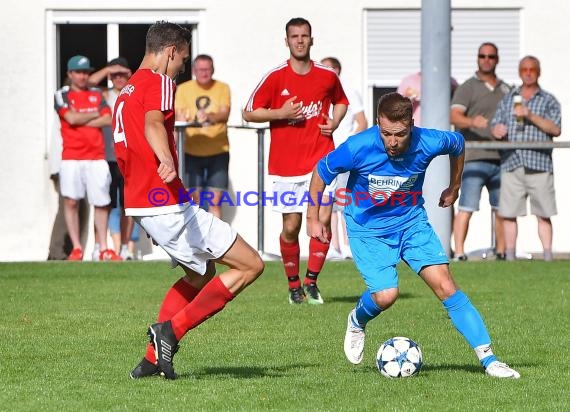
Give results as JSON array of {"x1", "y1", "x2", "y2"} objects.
[
  {"x1": 54, "y1": 55, "x2": 121, "y2": 261},
  {"x1": 89, "y1": 57, "x2": 138, "y2": 260}
]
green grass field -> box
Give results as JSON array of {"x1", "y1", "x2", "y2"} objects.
[{"x1": 0, "y1": 260, "x2": 568, "y2": 411}]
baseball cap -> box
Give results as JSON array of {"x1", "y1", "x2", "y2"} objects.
[
  {"x1": 67, "y1": 55, "x2": 94, "y2": 72},
  {"x1": 108, "y1": 57, "x2": 130, "y2": 71}
]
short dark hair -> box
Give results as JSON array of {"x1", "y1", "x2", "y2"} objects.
[
  {"x1": 145, "y1": 21, "x2": 191, "y2": 54},
  {"x1": 286, "y1": 17, "x2": 312, "y2": 36},
  {"x1": 377, "y1": 92, "x2": 413, "y2": 124}
]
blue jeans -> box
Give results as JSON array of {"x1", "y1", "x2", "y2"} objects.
[{"x1": 458, "y1": 160, "x2": 501, "y2": 212}]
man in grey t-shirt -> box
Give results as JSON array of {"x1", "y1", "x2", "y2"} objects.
[{"x1": 451, "y1": 42, "x2": 511, "y2": 261}]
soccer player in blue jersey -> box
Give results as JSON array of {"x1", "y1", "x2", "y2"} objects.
[{"x1": 306, "y1": 92, "x2": 520, "y2": 378}]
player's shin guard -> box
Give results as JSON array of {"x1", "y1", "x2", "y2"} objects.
[
  {"x1": 443, "y1": 290, "x2": 497, "y2": 367},
  {"x1": 354, "y1": 290, "x2": 382, "y2": 328}
]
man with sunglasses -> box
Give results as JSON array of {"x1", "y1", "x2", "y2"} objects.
[
  {"x1": 307, "y1": 92, "x2": 520, "y2": 379},
  {"x1": 491, "y1": 56, "x2": 561, "y2": 261},
  {"x1": 451, "y1": 42, "x2": 511, "y2": 261}
]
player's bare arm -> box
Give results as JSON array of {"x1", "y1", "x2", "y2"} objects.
[
  {"x1": 306, "y1": 169, "x2": 329, "y2": 242},
  {"x1": 439, "y1": 151, "x2": 465, "y2": 208},
  {"x1": 242, "y1": 96, "x2": 303, "y2": 123},
  {"x1": 144, "y1": 110, "x2": 177, "y2": 183}
]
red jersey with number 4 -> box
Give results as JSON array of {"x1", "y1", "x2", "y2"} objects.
[
  {"x1": 54, "y1": 86, "x2": 111, "y2": 160},
  {"x1": 245, "y1": 60, "x2": 348, "y2": 178},
  {"x1": 113, "y1": 69, "x2": 186, "y2": 216}
]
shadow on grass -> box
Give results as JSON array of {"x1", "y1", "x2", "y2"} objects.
[
  {"x1": 356, "y1": 363, "x2": 482, "y2": 375},
  {"x1": 178, "y1": 363, "x2": 316, "y2": 380},
  {"x1": 328, "y1": 292, "x2": 416, "y2": 304}
]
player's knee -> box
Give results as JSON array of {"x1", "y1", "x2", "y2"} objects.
[
  {"x1": 372, "y1": 288, "x2": 398, "y2": 310},
  {"x1": 244, "y1": 254, "x2": 265, "y2": 284},
  {"x1": 436, "y1": 277, "x2": 458, "y2": 301}
]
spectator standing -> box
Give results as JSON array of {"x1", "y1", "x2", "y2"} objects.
[
  {"x1": 47, "y1": 113, "x2": 90, "y2": 260},
  {"x1": 243, "y1": 17, "x2": 348, "y2": 304},
  {"x1": 89, "y1": 57, "x2": 138, "y2": 260},
  {"x1": 398, "y1": 71, "x2": 458, "y2": 126},
  {"x1": 115, "y1": 21, "x2": 264, "y2": 380},
  {"x1": 451, "y1": 43, "x2": 511, "y2": 261},
  {"x1": 175, "y1": 54, "x2": 230, "y2": 219},
  {"x1": 307, "y1": 92, "x2": 520, "y2": 379},
  {"x1": 491, "y1": 56, "x2": 561, "y2": 261},
  {"x1": 54, "y1": 55, "x2": 121, "y2": 261},
  {"x1": 320, "y1": 57, "x2": 367, "y2": 260}
]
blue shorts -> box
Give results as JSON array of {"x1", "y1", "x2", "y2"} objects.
[
  {"x1": 458, "y1": 160, "x2": 501, "y2": 212},
  {"x1": 350, "y1": 219, "x2": 448, "y2": 293},
  {"x1": 184, "y1": 152, "x2": 229, "y2": 192}
]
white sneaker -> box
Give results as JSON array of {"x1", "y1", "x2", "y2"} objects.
[
  {"x1": 340, "y1": 243, "x2": 353, "y2": 259},
  {"x1": 327, "y1": 247, "x2": 343, "y2": 261},
  {"x1": 92, "y1": 244, "x2": 100, "y2": 262},
  {"x1": 485, "y1": 361, "x2": 520, "y2": 379},
  {"x1": 120, "y1": 245, "x2": 134, "y2": 261},
  {"x1": 343, "y1": 310, "x2": 365, "y2": 364}
]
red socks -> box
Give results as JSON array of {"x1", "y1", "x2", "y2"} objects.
[
  {"x1": 306, "y1": 233, "x2": 332, "y2": 284},
  {"x1": 170, "y1": 276, "x2": 234, "y2": 341},
  {"x1": 280, "y1": 236, "x2": 301, "y2": 289},
  {"x1": 145, "y1": 278, "x2": 200, "y2": 363}
]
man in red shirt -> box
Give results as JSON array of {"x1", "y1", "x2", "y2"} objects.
[
  {"x1": 115, "y1": 21, "x2": 263, "y2": 380},
  {"x1": 243, "y1": 17, "x2": 348, "y2": 304},
  {"x1": 54, "y1": 55, "x2": 121, "y2": 261}
]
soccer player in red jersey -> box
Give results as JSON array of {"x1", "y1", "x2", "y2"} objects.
[
  {"x1": 243, "y1": 17, "x2": 348, "y2": 305},
  {"x1": 114, "y1": 21, "x2": 264, "y2": 380}
]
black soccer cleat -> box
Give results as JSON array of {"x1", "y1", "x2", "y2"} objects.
[
  {"x1": 147, "y1": 321, "x2": 179, "y2": 380},
  {"x1": 129, "y1": 357, "x2": 160, "y2": 379},
  {"x1": 288, "y1": 287, "x2": 306, "y2": 304}
]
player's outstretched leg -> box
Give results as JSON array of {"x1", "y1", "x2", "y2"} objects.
[
  {"x1": 441, "y1": 288, "x2": 520, "y2": 379},
  {"x1": 130, "y1": 277, "x2": 202, "y2": 379},
  {"x1": 344, "y1": 290, "x2": 384, "y2": 364}
]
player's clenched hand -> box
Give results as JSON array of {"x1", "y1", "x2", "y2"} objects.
[
  {"x1": 438, "y1": 187, "x2": 459, "y2": 208},
  {"x1": 307, "y1": 217, "x2": 329, "y2": 243},
  {"x1": 281, "y1": 96, "x2": 304, "y2": 121},
  {"x1": 318, "y1": 113, "x2": 336, "y2": 136},
  {"x1": 157, "y1": 161, "x2": 177, "y2": 184}
]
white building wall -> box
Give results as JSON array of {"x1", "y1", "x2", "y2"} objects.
[{"x1": 0, "y1": 0, "x2": 567, "y2": 261}]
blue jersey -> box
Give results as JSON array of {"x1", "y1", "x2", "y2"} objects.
[{"x1": 317, "y1": 125, "x2": 464, "y2": 237}]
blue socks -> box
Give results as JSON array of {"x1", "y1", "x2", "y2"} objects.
[
  {"x1": 443, "y1": 290, "x2": 497, "y2": 368},
  {"x1": 353, "y1": 290, "x2": 382, "y2": 328}
]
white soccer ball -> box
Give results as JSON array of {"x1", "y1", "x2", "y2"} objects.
[{"x1": 376, "y1": 336, "x2": 423, "y2": 378}]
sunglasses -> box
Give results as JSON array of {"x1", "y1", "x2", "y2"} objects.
[
  {"x1": 519, "y1": 67, "x2": 538, "y2": 74},
  {"x1": 478, "y1": 54, "x2": 498, "y2": 60}
]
